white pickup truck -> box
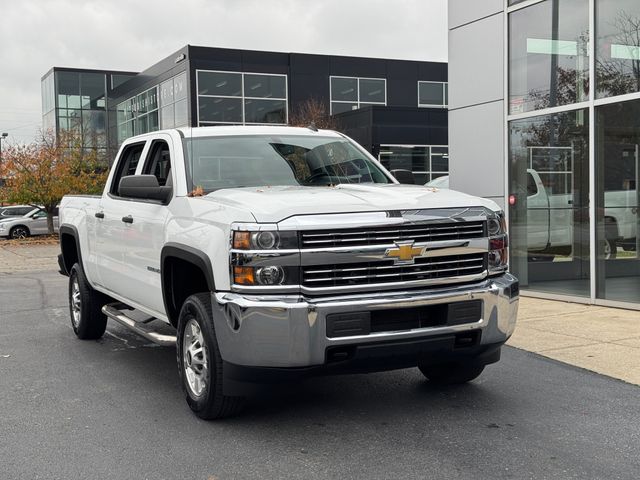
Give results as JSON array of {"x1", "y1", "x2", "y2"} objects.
[
  {"x1": 429, "y1": 170, "x2": 639, "y2": 259},
  {"x1": 59, "y1": 126, "x2": 519, "y2": 419}
]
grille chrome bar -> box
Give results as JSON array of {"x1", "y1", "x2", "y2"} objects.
[
  {"x1": 302, "y1": 253, "x2": 487, "y2": 289},
  {"x1": 300, "y1": 221, "x2": 486, "y2": 248}
]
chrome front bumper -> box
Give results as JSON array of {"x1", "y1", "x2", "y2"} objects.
[{"x1": 211, "y1": 273, "x2": 519, "y2": 368}]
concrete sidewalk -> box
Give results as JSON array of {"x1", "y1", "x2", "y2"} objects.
[
  {"x1": 1, "y1": 243, "x2": 638, "y2": 385},
  {"x1": 508, "y1": 297, "x2": 640, "y2": 386}
]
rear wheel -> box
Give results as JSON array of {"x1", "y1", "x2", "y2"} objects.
[
  {"x1": 9, "y1": 226, "x2": 29, "y2": 239},
  {"x1": 177, "y1": 293, "x2": 245, "y2": 419},
  {"x1": 419, "y1": 363, "x2": 485, "y2": 385},
  {"x1": 68, "y1": 263, "x2": 108, "y2": 339}
]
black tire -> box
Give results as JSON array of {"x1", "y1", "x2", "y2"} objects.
[
  {"x1": 604, "y1": 238, "x2": 617, "y2": 260},
  {"x1": 68, "y1": 263, "x2": 108, "y2": 339},
  {"x1": 419, "y1": 363, "x2": 485, "y2": 385},
  {"x1": 177, "y1": 293, "x2": 245, "y2": 419},
  {"x1": 9, "y1": 225, "x2": 29, "y2": 239}
]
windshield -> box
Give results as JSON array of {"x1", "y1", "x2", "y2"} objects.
[{"x1": 183, "y1": 135, "x2": 391, "y2": 193}]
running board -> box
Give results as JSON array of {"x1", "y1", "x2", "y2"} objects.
[{"x1": 102, "y1": 304, "x2": 176, "y2": 346}]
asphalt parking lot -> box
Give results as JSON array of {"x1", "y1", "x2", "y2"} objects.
[{"x1": 1, "y1": 268, "x2": 639, "y2": 480}]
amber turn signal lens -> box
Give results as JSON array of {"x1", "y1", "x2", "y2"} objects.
[
  {"x1": 233, "y1": 231, "x2": 251, "y2": 249},
  {"x1": 233, "y1": 266, "x2": 255, "y2": 285}
]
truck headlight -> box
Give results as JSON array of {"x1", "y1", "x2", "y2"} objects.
[
  {"x1": 232, "y1": 230, "x2": 298, "y2": 250},
  {"x1": 233, "y1": 265, "x2": 288, "y2": 286}
]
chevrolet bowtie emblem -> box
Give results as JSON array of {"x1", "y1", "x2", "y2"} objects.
[{"x1": 384, "y1": 241, "x2": 424, "y2": 264}]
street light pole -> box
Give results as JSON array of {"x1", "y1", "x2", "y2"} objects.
[
  {"x1": 0, "y1": 132, "x2": 7, "y2": 206},
  {"x1": 0, "y1": 132, "x2": 7, "y2": 166}
]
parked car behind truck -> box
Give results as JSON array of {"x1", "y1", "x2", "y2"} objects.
[
  {"x1": 0, "y1": 207, "x2": 59, "y2": 239},
  {"x1": 59, "y1": 126, "x2": 519, "y2": 419}
]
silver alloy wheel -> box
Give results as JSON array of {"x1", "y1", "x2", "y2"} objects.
[
  {"x1": 11, "y1": 227, "x2": 27, "y2": 239},
  {"x1": 183, "y1": 318, "x2": 209, "y2": 398},
  {"x1": 71, "y1": 276, "x2": 82, "y2": 328}
]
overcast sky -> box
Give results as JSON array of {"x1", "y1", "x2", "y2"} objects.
[{"x1": 0, "y1": 0, "x2": 448, "y2": 144}]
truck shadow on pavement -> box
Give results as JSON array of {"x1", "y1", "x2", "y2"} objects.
[{"x1": 94, "y1": 326, "x2": 511, "y2": 427}]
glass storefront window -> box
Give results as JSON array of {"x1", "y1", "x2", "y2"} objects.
[
  {"x1": 595, "y1": 99, "x2": 640, "y2": 304},
  {"x1": 418, "y1": 81, "x2": 448, "y2": 108},
  {"x1": 244, "y1": 74, "x2": 286, "y2": 99},
  {"x1": 199, "y1": 97, "x2": 243, "y2": 123},
  {"x1": 116, "y1": 85, "x2": 160, "y2": 143},
  {"x1": 509, "y1": 109, "x2": 591, "y2": 297},
  {"x1": 331, "y1": 77, "x2": 358, "y2": 102},
  {"x1": 359, "y1": 78, "x2": 386, "y2": 103},
  {"x1": 198, "y1": 71, "x2": 242, "y2": 97},
  {"x1": 509, "y1": 0, "x2": 589, "y2": 114},
  {"x1": 596, "y1": 0, "x2": 640, "y2": 98},
  {"x1": 330, "y1": 102, "x2": 357, "y2": 114},
  {"x1": 330, "y1": 76, "x2": 387, "y2": 114},
  {"x1": 378, "y1": 145, "x2": 449, "y2": 185},
  {"x1": 80, "y1": 73, "x2": 106, "y2": 110},
  {"x1": 197, "y1": 70, "x2": 288, "y2": 125},
  {"x1": 244, "y1": 99, "x2": 286, "y2": 124}
]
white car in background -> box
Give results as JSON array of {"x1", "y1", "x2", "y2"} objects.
[{"x1": 0, "y1": 207, "x2": 59, "y2": 239}]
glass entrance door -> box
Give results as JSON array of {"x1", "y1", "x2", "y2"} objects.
[{"x1": 509, "y1": 109, "x2": 591, "y2": 297}]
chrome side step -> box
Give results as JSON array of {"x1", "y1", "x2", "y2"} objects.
[{"x1": 102, "y1": 303, "x2": 176, "y2": 346}]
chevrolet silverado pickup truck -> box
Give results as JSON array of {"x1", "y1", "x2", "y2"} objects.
[{"x1": 58, "y1": 126, "x2": 519, "y2": 419}]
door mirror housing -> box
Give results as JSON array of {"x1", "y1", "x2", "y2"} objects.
[
  {"x1": 118, "y1": 175, "x2": 173, "y2": 203},
  {"x1": 390, "y1": 169, "x2": 415, "y2": 184}
]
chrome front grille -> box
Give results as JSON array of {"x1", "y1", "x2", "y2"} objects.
[
  {"x1": 302, "y1": 253, "x2": 487, "y2": 289},
  {"x1": 300, "y1": 221, "x2": 486, "y2": 248}
]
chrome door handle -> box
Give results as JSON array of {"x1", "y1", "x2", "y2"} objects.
[{"x1": 121, "y1": 215, "x2": 133, "y2": 224}]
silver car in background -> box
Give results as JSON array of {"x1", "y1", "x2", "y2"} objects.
[
  {"x1": 0, "y1": 205, "x2": 37, "y2": 218},
  {"x1": 0, "y1": 207, "x2": 59, "y2": 239}
]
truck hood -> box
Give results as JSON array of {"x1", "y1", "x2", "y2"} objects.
[{"x1": 202, "y1": 184, "x2": 501, "y2": 223}]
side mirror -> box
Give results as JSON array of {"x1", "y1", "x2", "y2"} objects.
[
  {"x1": 390, "y1": 169, "x2": 415, "y2": 184},
  {"x1": 119, "y1": 175, "x2": 173, "y2": 203}
]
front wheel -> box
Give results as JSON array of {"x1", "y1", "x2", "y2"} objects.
[
  {"x1": 9, "y1": 226, "x2": 29, "y2": 239},
  {"x1": 177, "y1": 293, "x2": 245, "y2": 419},
  {"x1": 419, "y1": 363, "x2": 485, "y2": 385},
  {"x1": 68, "y1": 263, "x2": 108, "y2": 339}
]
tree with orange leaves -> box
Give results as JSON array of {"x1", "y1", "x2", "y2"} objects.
[{"x1": 0, "y1": 129, "x2": 108, "y2": 234}]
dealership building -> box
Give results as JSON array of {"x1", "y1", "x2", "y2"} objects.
[
  {"x1": 41, "y1": 46, "x2": 449, "y2": 185},
  {"x1": 449, "y1": 0, "x2": 640, "y2": 308}
]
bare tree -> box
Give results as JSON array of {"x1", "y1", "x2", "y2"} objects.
[{"x1": 289, "y1": 98, "x2": 341, "y2": 131}]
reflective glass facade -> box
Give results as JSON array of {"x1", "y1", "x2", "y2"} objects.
[
  {"x1": 54, "y1": 71, "x2": 108, "y2": 152},
  {"x1": 507, "y1": 0, "x2": 640, "y2": 306}
]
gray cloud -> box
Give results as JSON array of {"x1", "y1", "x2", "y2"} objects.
[{"x1": 0, "y1": 0, "x2": 447, "y2": 143}]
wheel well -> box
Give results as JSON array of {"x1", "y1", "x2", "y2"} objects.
[
  {"x1": 60, "y1": 233, "x2": 79, "y2": 273},
  {"x1": 163, "y1": 257, "x2": 210, "y2": 327}
]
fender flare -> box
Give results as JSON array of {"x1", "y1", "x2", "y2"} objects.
[
  {"x1": 58, "y1": 224, "x2": 84, "y2": 276},
  {"x1": 160, "y1": 242, "x2": 216, "y2": 323}
]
